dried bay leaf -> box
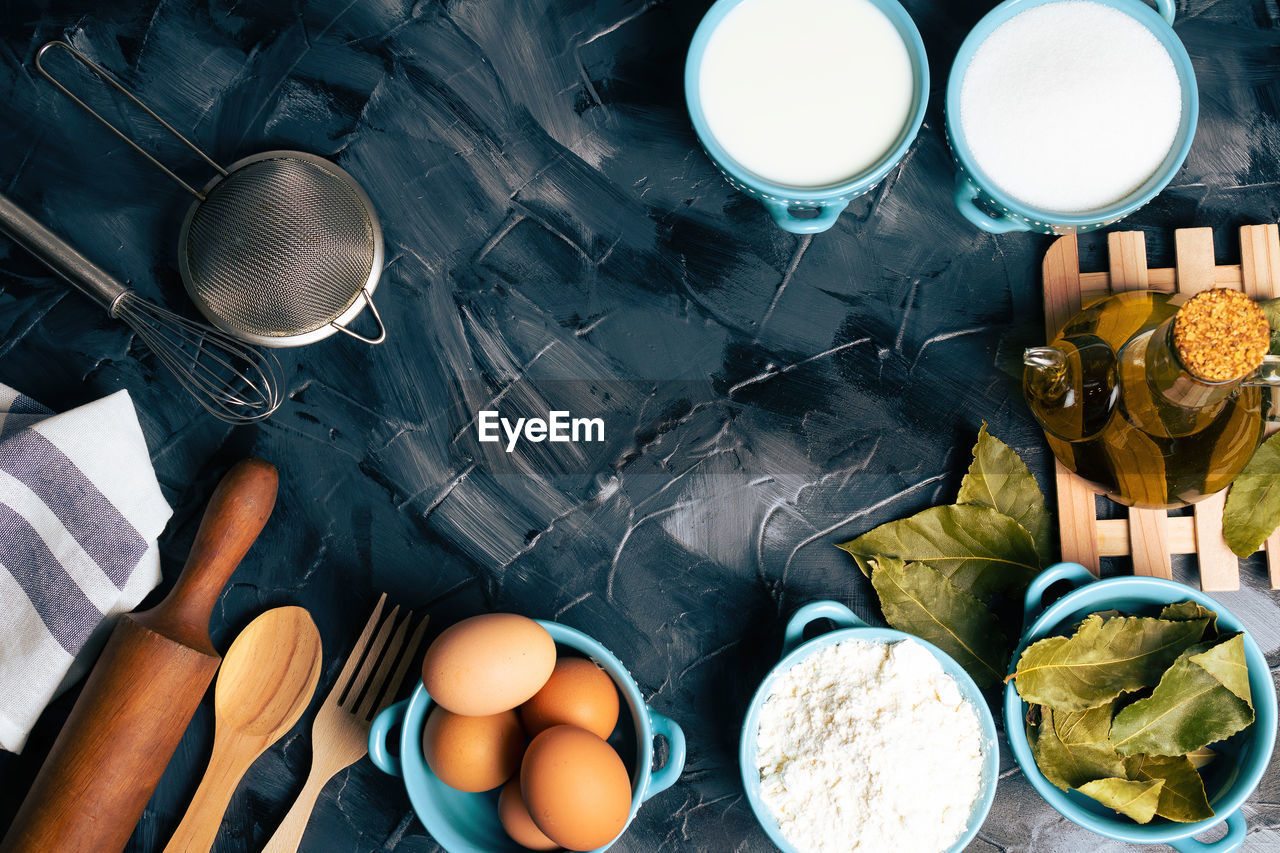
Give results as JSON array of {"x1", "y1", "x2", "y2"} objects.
[
  {"x1": 1030, "y1": 707, "x2": 1125, "y2": 791},
  {"x1": 1111, "y1": 638, "x2": 1254, "y2": 757},
  {"x1": 957, "y1": 422, "x2": 1054, "y2": 564},
  {"x1": 837, "y1": 425, "x2": 1043, "y2": 686},
  {"x1": 838, "y1": 504, "x2": 1040, "y2": 603},
  {"x1": 1191, "y1": 634, "x2": 1251, "y2": 703},
  {"x1": 1260, "y1": 297, "x2": 1280, "y2": 354},
  {"x1": 1055, "y1": 701, "x2": 1116, "y2": 744},
  {"x1": 869, "y1": 557, "x2": 1008, "y2": 688},
  {"x1": 1223, "y1": 432, "x2": 1280, "y2": 558},
  {"x1": 1012, "y1": 615, "x2": 1208, "y2": 712},
  {"x1": 1076, "y1": 778, "x2": 1164, "y2": 824},
  {"x1": 1186, "y1": 748, "x2": 1216, "y2": 769},
  {"x1": 1160, "y1": 602, "x2": 1218, "y2": 639},
  {"x1": 1123, "y1": 755, "x2": 1213, "y2": 823}
]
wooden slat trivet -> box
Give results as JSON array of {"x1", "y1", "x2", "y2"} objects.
[
  {"x1": 1239, "y1": 226, "x2": 1280, "y2": 589},
  {"x1": 1043, "y1": 238, "x2": 1102, "y2": 571},
  {"x1": 1041, "y1": 225, "x2": 1280, "y2": 591},
  {"x1": 1107, "y1": 231, "x2": 1169, "y2": 580}
]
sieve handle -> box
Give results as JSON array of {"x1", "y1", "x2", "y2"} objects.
[
  {"x1": 0, "y1": 192, "x2": 128, "y2": 312},
  {"x1": 34, "y1": 41, "x2": 225, "y2": 201},
  {"x1": 330, "y1": 288, "x2": 387, "y2": 345}
]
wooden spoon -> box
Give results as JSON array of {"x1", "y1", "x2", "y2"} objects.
[{"x1": 163, "y1": 606, "x2": 323, "y2": 853}]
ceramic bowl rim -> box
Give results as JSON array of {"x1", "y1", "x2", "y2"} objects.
[
  {"x1": 683, "y1": 0, "x2": 930, "y2": 201},
  {"x1": 393, "y1": 621, "x2": 655, "y2": 853},
  {"x1": 738, "y1": 624, "x2": 1000, "y2": 853},
  {"x1": 944, "y1": 0, "x2": 1199, "y2": 225},
  {"x1": 1004, "y1": 574, "x2": 1277, "y2": 843}
]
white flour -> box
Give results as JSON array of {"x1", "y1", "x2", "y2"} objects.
[
  {"x1": 755, "y1": 639, "x2": 985, "y2": 853},
  {"x1": 959, "y1": 0, "x2": 1182, "y2": 214}
]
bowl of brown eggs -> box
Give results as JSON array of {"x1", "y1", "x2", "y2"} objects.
[{"x1": 369, "y1": 613, "x2": 686, "y2": 852}]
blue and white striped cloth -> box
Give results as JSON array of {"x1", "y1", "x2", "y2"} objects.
[{"x1": 0, "y1": 385, "x2": 171, "y2": 753}]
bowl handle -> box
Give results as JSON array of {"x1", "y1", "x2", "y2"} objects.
[
  {"x1": 782, "y1": 600, "x2": 868, "y2": 658},
  {"x1": 1169, "y1": 812, "x2": 1245, "y2": 853},
  {"x1": 643, "y1": 709, "x2": 687, "y2": 801},
  {"x1": 762, "y1": 199, "x2": 846, "y2": 234},
  {"x1": 953, "y1": 175, "x2": 1032, "y2": 234},
  {"x1": 368, "y1": 699, "x2": 409, "y2": 777},
  {"x1": 1023, "y1": 563, "x2": 1096, "y2": 629},
  {"x1": 1152, "y1": 0, "x2": 1176, "y2": 25}
]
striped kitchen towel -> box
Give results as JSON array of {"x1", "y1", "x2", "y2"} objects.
[{"x1": 0, "y1": 385, "x2": 171, "y2": 753}]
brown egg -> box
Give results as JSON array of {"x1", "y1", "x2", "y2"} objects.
[
  {"x1": 521, "y1": 726, "x2": 631, "y2": 851},
  {"x1": 422, "y1": 706, "x2": 525, "y2": 792},
  {"x1": 422, "y1": 613, "x2": 556, "y2": 716},
  {"x1": 520, "y1": 658, "x2": 620, "y2": 739},
  {"x1": 498, "y1": 777, "x2": 560, "y2": 851}
]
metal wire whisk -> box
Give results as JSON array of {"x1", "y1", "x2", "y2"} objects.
[{"x1": 0, "y1": 193, "x2": 282, "y2": 424}]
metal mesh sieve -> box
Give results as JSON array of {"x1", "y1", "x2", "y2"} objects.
[
  {"x1": 35, "y1": 42, "x2": 387, "y2": 349},
  {"x1": 179, "y1": 153, "x2": 382, "y2": 343}
]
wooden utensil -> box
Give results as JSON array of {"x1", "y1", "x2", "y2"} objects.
[
  {"x1": 0, "y1": 458, "x2": 278, "y2": 853},
  {"x1": 262, "y1": 595, "x2": 427, "y2": 853},
  {"x1": 163, "y1": 606, "x2": 322, "y2": 853}
]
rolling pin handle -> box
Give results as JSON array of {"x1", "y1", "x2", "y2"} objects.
[{"x1": 134, "y1": 458, "x2": 278, "y2": 653}]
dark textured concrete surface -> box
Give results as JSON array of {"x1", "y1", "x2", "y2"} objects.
[{"x1": 1, "y1": 0, "x2": 1279, "y2": 850}]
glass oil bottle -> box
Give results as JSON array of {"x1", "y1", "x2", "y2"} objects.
[{"x1": 1023, "y1": 288, "x2": 1274, "y2": 509}]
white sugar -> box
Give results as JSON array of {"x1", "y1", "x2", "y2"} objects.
[{"x1": 959, "y1": 0, "x2": 1183, "y2": 214}]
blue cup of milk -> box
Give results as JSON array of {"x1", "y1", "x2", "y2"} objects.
[
  {"x1": 685, "y1": 0, "x2": 929, "y2": 234},
  {"x1": 946, "y1": 0, "x2": 1198, "y2": 234}
]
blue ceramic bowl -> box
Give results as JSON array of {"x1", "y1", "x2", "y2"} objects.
[
  {"x1": 684, "y1": 0, "x2": 929, "y2": 234},
  {"x1": 739, "y1": 600, "x2": 1000, "y2": 852},
  {"x1": 946, "y1": 0, "x2": 1198, "y2": 234},
  {"x1": 368, "y1": 621, "x2": 686, "y2": 853},
  {"x1": 1006, "y1": 563, "x2": 1277, "y2": 852}
]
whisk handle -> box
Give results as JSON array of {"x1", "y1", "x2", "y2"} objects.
[{"x1": 0, "y1": 192, "x2": 128, "y2": 312}]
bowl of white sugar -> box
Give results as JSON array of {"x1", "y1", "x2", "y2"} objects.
[
  {"x1": 945, "y1": 0, "x2": 1197, "y2": 234},
  {"x1": 739, "y1": 600, "x2": 998, "y2": 853},
  {"x1": 685, "y1": 0, "x2": 929, "y2": 234}
]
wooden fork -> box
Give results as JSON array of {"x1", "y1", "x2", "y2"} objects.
[{"x1": 262, "y1": 594, "x2": 428, "y2": 853}]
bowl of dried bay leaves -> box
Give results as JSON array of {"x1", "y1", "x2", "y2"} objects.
[{"x1": 1004, "y1": 563, "x2": 1276, "y2": 852}]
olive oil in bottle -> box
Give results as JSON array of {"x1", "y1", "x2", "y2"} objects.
[{"x1": 1023, "y1": 289, "x2": 1271, "y2": 509}]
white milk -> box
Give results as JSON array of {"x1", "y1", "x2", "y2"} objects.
[
  {"x1": 698, "y1": 0, "x2": 915, "y2": 189},
  {"x1": 959, "y1": 1, "x2": 1182, "y2": 214}
]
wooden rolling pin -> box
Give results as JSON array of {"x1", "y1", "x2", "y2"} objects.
[{"x1": 0, "y1": 458, "x2": 278, "y2": 853}]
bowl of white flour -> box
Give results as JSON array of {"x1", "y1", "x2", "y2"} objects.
[
  {"x1": 739, "y1": 600, "x2": 998, "y2": 853},
  {"x1": 944, "y1": 0, "x2": 1197, "y2": 234}
]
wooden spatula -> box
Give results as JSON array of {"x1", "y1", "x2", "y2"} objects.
[{"x1": 163, "y1": 606, "x2": 322, "y2": 853}]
